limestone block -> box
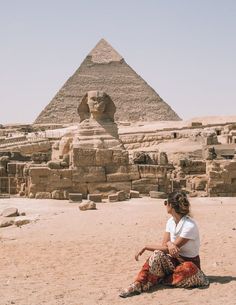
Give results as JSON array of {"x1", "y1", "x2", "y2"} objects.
[
  {"x1": 106, "y1": 172, "x2": 130, "y2": 182},
  {"x1": 134, "y1": 151, "x2": 159, "y2": 165},
  {"x1": 47, "y1": 161, "x2": 62, "y2": 169},
  {"x1": 50, "y1": 169, "x2": 73, "y2": 189},
  {"x1": 127, "y1": 165, "x2": 140, "y2": 180},
  {"x1": 29, "y1": 167, "x2": 50, "y2": 179},
  {"x1": 138, "y1": 165, "x2": 167, "y2": 179},
  {"x1": 117, "y1": 190, "x2": 126, "y2": 201},
  {"x1": 112, "y1": 150, "x2": 129, "y2": 165},
  {"x1": 205, "y1": 135, "x2": 219, "y2": 145},
  {"x1": 192, "y1": 177, "x2": 207, "y2": 191},
  {"x1": 71, "y1": 148, "x2": 96, "y2": 167},
  {"x1": 71, "y1": 183, "x2": 88, "y2": 198},
  {"x1": 58, "y1": 169, "x2": 73, "y2": 179},
  {"x1": 130, "y1": 190, "x2": 140, "y2": 198},
  {"x1": 72, "y1": 166, "x2": 106, "y2": 183},
  {"x1": 149, "y1": 191, "x2": 167, "y2": 199},
  {"x1": 14, "y1": 217, "x2": 31, "y2": 227},
  {"x1": 16, "y1": 163, "x2": 26, "y2": 177},
  {"x1": 88, "y1": 194, "x2": 102, "y2": 202},
  {"x1": 208, "y1": 171, "x2": 221, "y2": 179},
  {"x1": 172, "y1": 179, "x2": 187, "y2": 190},
  {"x1": 106, "y1": 164, "x2": 139, "y2": 182},
  {"x1": 95, "y1": 149, "x2": 113, "y2": 166},
  {"x1": 108, "y1": 194, "x2": 118, "y2": 202},
  {"x1": 51, "y1": 190, "x2": 65, "y2": 200},
  {"x1": 69, "y1": 193, "x2": 83, "y2": 202},
  {"x1": 28, "y1": 183, "x2": 47, "y2": 194},
  {"x1": 132, "y1": 179, "x2": 159, "y2": 194},
  {"x1": 88, "y1": 181, "x2": 131, "y2": 198},
  {"x1": 225, "y1": 161, "x2": 236, "y2": 171},
  {"x1": 79, "y1": 200, "x2": 96, "y2": 211},
  {"x1": 191, "y1": 122, "x2": 202, "y2": 127},
  {"x1": 208, "y1": 183, "x2": 236, "y2": 196},
  {"x1": 1, "y1": 207, "x2": 19, "y2": 217},
  {"x1": 179, "y1": 160, "x2": 206, "y2": 175},
  {"x1": 206, "y1": 161, "x2": 221, "y2": 173},
  {"x1": 58, "y1": 136, "x2": 73, "y2": 157},
  {"x1": 31, "y1": 152, "x2": 50, "y2": 163},
  {"x1": 19, "y1": 141, "x2": 51, "y2": 155},
  {"x1": 35, "y1": 192, "x2": 51, "y2": 199},
  {"x1": 7, "y1": 163, "x2": 17, "y2": 175},
  {"x1": 0, "y1": 217, "x2": 14, "y2": 228}
]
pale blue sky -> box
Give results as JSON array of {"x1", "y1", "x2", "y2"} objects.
[{"x1": 1, "y1": 0, "x2": 235, "y2": 124}]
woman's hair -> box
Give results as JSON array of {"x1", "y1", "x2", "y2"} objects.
[{"x1": 167, "y1": 191, "x2": 190, "y2": 216}]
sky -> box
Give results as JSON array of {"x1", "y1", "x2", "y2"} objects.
[{"x1": 1, "y1": 0, "x2": 236, "y2": 124}]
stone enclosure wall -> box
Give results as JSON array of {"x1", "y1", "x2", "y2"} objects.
[{"x1": 25, "y1": 148, "x2": 171, "y2": 199}]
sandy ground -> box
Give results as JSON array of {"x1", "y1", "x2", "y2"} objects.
[{"x1": 0, "y1": 197, "x2": 236, "y2": 305}]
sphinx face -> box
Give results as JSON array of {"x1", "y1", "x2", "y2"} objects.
[{"x1": 87, "y1": 91, "x2": 106, "y2": 115}]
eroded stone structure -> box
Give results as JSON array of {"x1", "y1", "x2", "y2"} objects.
[
  {"x1": 35, "y1": 39, "x2": 180, "y2": 124},
  {"x1": 1, "y1": 39, "x2": 236, "y2": 199},
  {"x1": 0, "y1": 91, "x2": 171, "y2": 199},
  {"x1": 1, "y1": 115, "x2": 236, "y2": 198}
]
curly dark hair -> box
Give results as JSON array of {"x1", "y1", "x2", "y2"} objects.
[{"x1": 167, "y1": 191, "x2": 190, "y2": 216}]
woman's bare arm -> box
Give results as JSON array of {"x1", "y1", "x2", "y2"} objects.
[
  {"x1": 135, "y1": 232, "x2": 170, "y2": 261},
  {"x1": 167, "y1": 237, "x2": 190, "y2": 257},
  {"x1": 172, "y1": 236, "x2": 189, "y2": 248},
  {"x1": 162, "y1": 232, "x2": 170, "y2": 246}
]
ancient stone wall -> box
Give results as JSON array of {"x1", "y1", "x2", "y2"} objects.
[
  {"x1": 207, "y1": 161, "x2": 236, "y2": 196},
  {"x1": 26, "y1": 148, "x2": 170, "y2": 198}
]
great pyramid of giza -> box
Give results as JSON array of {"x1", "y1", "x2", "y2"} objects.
[{"x1": 35, "y1": 39, "x2": 181, "y2": 124}]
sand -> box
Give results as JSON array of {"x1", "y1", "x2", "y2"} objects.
[{"x1": 0, "y1": 197, "x2": 236, "y2": 305}]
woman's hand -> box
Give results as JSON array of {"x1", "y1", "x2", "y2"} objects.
[
  {"x1": 167, "y1": 241, "x2": 180, "y2": 257},
  {"x1": 135, "y1": 248, "x2": 145, "y2": 261}
]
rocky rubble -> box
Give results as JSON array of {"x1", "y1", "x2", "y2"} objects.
[{"x1": 0, "y1": 207, "x2": 34, "y2": 228}]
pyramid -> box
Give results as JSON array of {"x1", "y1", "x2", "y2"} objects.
[{"x1": 35, "y1": 39, "x2": 181, "y2": 124}]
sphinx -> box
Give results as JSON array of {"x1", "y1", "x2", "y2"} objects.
[
  {"x1": 73, "y1": 90, "x2": 123, "y2": 149},
  {"x1": 50, "y1": 91, "x2": 124, "y2": 165}
]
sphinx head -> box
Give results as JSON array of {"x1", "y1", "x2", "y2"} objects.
[{"x1": 78, "y1": 91, "x2": 116, "y2": 122}]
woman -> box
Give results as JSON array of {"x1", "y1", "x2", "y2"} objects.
[{"x1": 119, "y1": 191, "x2": 209, "y2": 298}]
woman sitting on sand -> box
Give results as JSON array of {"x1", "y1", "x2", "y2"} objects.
[{"x1": 119, "y1": 191, "x2": 209, "y2": 298}]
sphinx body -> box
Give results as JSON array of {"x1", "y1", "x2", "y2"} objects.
[
  {"x1": 51, "y1": 91, "x2": 124, "y2": 163},
  {"x1": 73, "y1": 90, "x2": 123, "y2": 150}
]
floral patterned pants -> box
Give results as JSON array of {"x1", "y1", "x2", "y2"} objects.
[{"x1": 135, "y1": 250, "x2": 209, "y2": 291}]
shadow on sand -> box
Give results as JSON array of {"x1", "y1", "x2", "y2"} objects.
[
  {"x1": 120, "y1": 276, "x2": 236, "y2": 298},
  {"x1": 207, "y1": 275, "x2": 236, "y2": 284},
  {"x1": 147, "y1": 275, "x2": 236, "y2": 293}
]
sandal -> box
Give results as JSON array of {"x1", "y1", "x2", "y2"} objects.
[{"x1": 119, "y1": 283, "x2": 142, "y2": 298}]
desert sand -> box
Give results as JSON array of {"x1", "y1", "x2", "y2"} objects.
[{"x1": 0, "y1": 197, "x2": 236, "y2": 305}]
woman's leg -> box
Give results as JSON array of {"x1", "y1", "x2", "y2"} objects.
[
  {"x1": 134, "y1": 260, "x2": 160, "y2": 292},
  {"x1": 119, "y1": 250, "x2": 177, "y2": 297},
  {"x1": 137, "y1": 250, "x2": 177, "y2": 291}
]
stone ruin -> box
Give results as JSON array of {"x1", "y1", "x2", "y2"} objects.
[
  {"x1": 1, "y1": 98, "x2": 236, "y2": 200},
  {"x1": 1, "y1": 110, "x2": 236, "y2": 200},
  {"x1": 0, "y1": 91, "x2": 173, "y2": 200},
  {"x1": 0, "y1": 41, "x2": 236, "y2": 200},
  {"x1": 35, "y1": 39, "x2": 180, "y2": 124}
]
